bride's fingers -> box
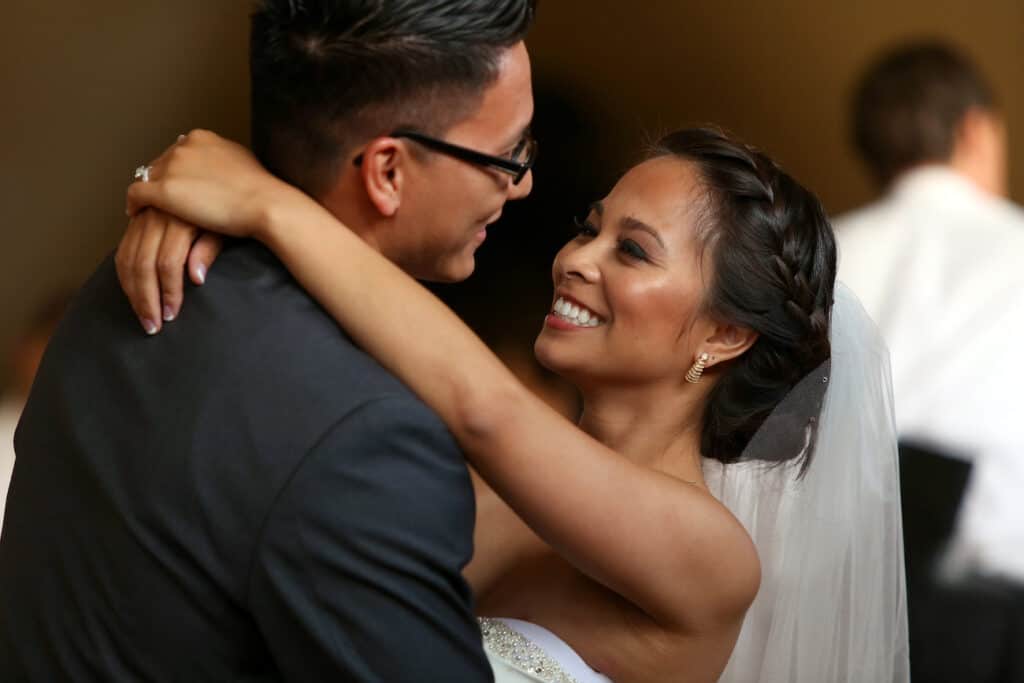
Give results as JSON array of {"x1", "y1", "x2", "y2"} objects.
[
  {"x1": 125, "y1": 137, "x2": 181, "y2": 217},
  {"x1": 115, "y1": 215, "x2": 145, "y2": 319},
  {"x1": 129, "y1": 209, "x2": 170, "y2": 335},
  {"x1": 125, "y1": 167, "x2": 168, "y2": 217},
  {"x1": 188, "y1": 233, "x2": 224, "y2": 285},
  {"x1": 124, "y1": 129, "x2": 223, "y2": 216},
  {"x1": 155, "y1": 217, "x2": 200, "y2": 323}
]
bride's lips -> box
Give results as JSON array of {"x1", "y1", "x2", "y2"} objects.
[{"x1": 545, "y1": 313, "x2": 583, "y2": 331}]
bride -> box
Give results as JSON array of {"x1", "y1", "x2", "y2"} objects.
[{"x1": 118, "y1": 127, "x2": 908, "y2": 681}]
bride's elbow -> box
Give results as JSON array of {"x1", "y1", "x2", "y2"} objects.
[
  {"x1": 732, "y1": 543, "x2": 761, "y2": 615},
  {"x1": 663, "y1": 522, "x2": 761, "y2": 630},
  {"x1": 711, "y1": 533, "x2": 761, "y2": 623}
]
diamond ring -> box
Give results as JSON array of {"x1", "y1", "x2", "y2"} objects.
[{"x1": 133, "y1": 165, "x2": 152, "y2": 183}]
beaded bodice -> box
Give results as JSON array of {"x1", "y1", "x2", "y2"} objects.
[{"x1": 479, "y1": 617, "x2": 582, "y2": 683}]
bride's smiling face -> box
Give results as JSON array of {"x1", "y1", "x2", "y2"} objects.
[{"x1": 534, "y1": 157, "x2": 716, "y2": 387}]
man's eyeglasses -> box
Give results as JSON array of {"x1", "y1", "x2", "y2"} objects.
[{"x1": 390, "y1": 129, "x2": 537, "y2": 185}]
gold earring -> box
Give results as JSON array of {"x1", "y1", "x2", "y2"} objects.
[{"x1": 685, "y1": 352, "x2": 710, "y2": 384}]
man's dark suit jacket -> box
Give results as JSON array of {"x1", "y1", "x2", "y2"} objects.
[{"x1": 0, "y1": 242, "x2": 491, "y2": 681}]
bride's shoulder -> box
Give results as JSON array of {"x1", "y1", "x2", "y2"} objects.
[{"x1": 672, "y1": 479, "x2": 761, "y2": 626}]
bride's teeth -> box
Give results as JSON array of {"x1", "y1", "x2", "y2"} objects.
[{"x1": 551, "y1": 296, "x2": 603, "y2": 327}]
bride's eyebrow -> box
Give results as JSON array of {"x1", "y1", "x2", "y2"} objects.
[
  {"x1": 590, "y1": 201, "x2": 665, "y2": 248},
  {"x1": 621, "y1": 216, "x2": 666, "y2": 249}
]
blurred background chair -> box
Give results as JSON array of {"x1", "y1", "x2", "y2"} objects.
[{"x1": 900, "y1": 441, "x2": 1024, "y2": 683}]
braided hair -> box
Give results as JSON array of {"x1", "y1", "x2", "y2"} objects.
[{"x1": 650, "y1": 128, "x2": 836, "y2": 469}]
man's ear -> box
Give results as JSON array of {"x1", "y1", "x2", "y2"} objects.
[
  {"x1": 358, "y1": 137, "x2": 408, "y2": 217},
  {"x1": 702, "y1": 322, "x2": 759, "y2": 370}
]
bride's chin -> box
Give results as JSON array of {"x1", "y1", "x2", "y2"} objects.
[
  {"x1": 533, "y1": 340, "x2": 593, "y2": 385},
  {"x1": 533, "y1": 335, "x2": 564, "y2": 373}
]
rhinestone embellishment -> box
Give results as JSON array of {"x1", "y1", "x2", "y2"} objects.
[{"x1": 479, "y1": 617, "x2": 581, "y2": 683}]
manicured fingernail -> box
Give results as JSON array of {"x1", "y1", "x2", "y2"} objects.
[
  {"x1": 195, "y1": 264, "x2": 206, "y2": 284},
  {"x1": 162, "y1": 305, "x2": 176, "y2": 322},
  {"x1": 142, "y1": 318, "x2": 158, "y2": 335}
]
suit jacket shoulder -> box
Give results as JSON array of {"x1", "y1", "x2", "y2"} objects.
[{"x1": 2, "y1": 241, "x2": 487, "y2": 682}]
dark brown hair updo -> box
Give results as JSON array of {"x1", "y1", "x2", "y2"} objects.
[{"x1": 649, "y1": 128, "x2": 837, "y2": 469}]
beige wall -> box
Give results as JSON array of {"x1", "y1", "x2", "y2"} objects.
[
  {"x1": 1, "y1": 2, "x2": 251, "y2": 387},
  {"x1": 2, "y1": 1, "x2": 1021, "y2": 388}
]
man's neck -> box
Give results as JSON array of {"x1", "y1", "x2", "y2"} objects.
[{"x1": 318, "y1": 174, "x2": 389, "y2": 256}]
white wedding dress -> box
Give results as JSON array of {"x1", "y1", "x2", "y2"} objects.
[{"x1": 480, "y1": 617, "x2": 612, "y2": 683}]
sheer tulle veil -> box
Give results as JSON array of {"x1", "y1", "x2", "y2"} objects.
[{"x1": 704, "y1": 282, "x2": 910, "y2": 682}]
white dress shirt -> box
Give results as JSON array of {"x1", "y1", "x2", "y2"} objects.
[
  {"x1": 835, "y1": 166, "x2": 1024, "y2": 581},
  {"x1": 0, "y1": 398, "x2": 21, "y2": 534}
]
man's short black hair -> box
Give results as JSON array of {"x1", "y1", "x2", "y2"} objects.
[
  {"x1": 851, "y1": 41, "x2": 996, "y2": 187},
  {"x1": 250, "y1": 0, "x2": 538, "y2": 197}
]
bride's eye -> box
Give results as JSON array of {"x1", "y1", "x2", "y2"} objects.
[
  {"x1": 570, "y1": 216, "x2": 598, "y2": 240},
  {"x1": 618, "y1": 238, "x2": 649, "y2": 262}
]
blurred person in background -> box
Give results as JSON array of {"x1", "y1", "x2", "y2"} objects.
[
  {"x1": 836, "y1": 41, "x2": 1024, "y2": 682},
  {"x1": 0, "y1": 291, "x2": 71, "y2": 532}
]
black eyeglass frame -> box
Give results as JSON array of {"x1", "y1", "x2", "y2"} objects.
[{"x1": 388, "y1": 129, "x2": 537, "y2": 185}]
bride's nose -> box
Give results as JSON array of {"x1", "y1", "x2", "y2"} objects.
[{"x1": 553, "y1": 241, "x2": 601, "y2": 285}]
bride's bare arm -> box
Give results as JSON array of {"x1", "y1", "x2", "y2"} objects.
[{"x1": 123, "y1": 131, "x2": 759, "y2": 630}]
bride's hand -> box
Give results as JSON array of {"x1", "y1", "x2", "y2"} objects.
[
  {"x1": 117, "y1": 130, "x2": 307, "y2": 333},
  {"x1": 125, "y1": 129, "x2": 295, "y2": 238},
  {"x1": 115, "y1": 209, "x2": 223, "y2": 334}
]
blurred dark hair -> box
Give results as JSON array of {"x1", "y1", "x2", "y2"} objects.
[
  {"x1": 649, "y1": 128, "x2": 836, "y2": 470},
  {"x1": 250, "y1": 0, "x2": 537, "y2": 197},
  {"x1": 852, "y1": 41, "x2": 995, "y2": 187}
]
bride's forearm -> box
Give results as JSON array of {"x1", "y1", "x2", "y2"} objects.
[
  {"x1": 258, "y1": 199, "x2": 735, "y2": 627},
  {"x1": 259, "y1": 197, "x2": 521, "y2": 437}
]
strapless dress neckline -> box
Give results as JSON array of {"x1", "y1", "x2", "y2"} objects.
[{"x1": 479, "y1": 617, "x2": 613, "y2": 683}]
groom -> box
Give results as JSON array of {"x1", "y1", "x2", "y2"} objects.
[{"x1": 0, "y1": 1, "x2": 535, "y2": 680}]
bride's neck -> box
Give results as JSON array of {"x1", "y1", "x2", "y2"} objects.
[{"x1": 576, "y1": 383, "x2": 707, "y2": 483}]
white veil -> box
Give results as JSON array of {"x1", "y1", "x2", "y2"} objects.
[{"x1": 704, "y1": 283, "x2": 910, "y2": 682}]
